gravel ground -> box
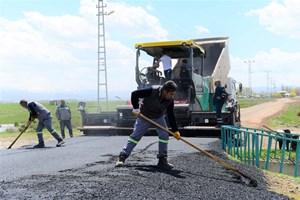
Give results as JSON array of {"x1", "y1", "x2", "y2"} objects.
[{"x1": 0, "y1": 139, "x2": 292, "y2": 200}]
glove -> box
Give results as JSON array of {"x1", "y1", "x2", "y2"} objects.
[
  {"x1": 132, "y1": 108, "x2": 140, "y2": 116},
  {"x1": 32, "y1": 116, "x2": 37, "y2": 119},
  {"x1": 29, "y1": 115, "x2": 37, "y2": 121},
  {"x1": 174, "y1": 131, "x2": 181, "y2": 140},
  {"x1": 297, "y1": 111, "x2": 300, "y2": 117}
]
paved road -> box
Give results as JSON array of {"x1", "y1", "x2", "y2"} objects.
[{"x1": 0, "y1": 135, "x2": 217, "y2": 182}]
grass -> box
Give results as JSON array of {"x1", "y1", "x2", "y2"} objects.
[
  {"x1": 235, "y1": 149, "x2": 298, "y2": 162},
  {"x1": 269, "y1": 104, "x2": 300, "y2": 128},
  {"x1": 0, "y1": 101, "x2": 83, "y2": 132},
  {"x1": 260, "y1": 149, "x2": 298, "y2": 162},
  {"x1": 0, "y1": 100, "x2": 126, "y2": 146},
  {"x1": 238, "y1": 98, "x2": 275, "y2": 108},
  {"x1": 0, "y1": 100, "x2": 127, "y2": 128}
]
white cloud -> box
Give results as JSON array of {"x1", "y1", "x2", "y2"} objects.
[
  {"x1": 105, "y1": 2, "x2": 168, "y2": 40},
  {"x1": 229, "y1": 48, "x2": 300, "y2": 91},
  {"x1": 0, "y1": 0, "x2": 167, "y2": 100},
  {"x1": 246, "y1": 0, "x2": 300, "y2": 38},
  {"x1": 0, "y1": 9, "x2": 96, "y2": 94},
  {"x1": 105, "y1": 39, "x2": 137, "y2": 92},
  {"x1": 195, "y1": 25, "x2": 210, "y2": 34},
  {"x1": 146, "y1": 5, "x2": 153, "y2": 11}
]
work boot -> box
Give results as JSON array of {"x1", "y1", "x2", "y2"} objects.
[
  {"x1": 115, "y1": 155, "x2": 126, "y2": 167},
  {"x1": 56, "y1": 139, "x2": 65, "y2": 147},
  {"x1": 33, "y1": 142, "x2": 45, "y2": 148},
  {"x1": 157, "y1": 157, "x2": 174, "y2": 170}
]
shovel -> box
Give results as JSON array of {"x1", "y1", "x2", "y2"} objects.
[
  {"x1": 7, "y1": 120, "x2": 34, "y2": 149},
  {"x1": 135, "y1": 112, "x2": 257, "y2": 187}
]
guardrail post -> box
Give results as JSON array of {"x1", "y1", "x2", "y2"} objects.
[
  {"x1": 222, "y1": 126, "x2": 300, "y2": 177},
  {"x1": 265, "y1": 136, "x2": 273, "y2": 170},
  {"x1": 255, "y1": 133, "x2": 260, "y2": 167},
  {"x1": 279, "y1": 139, "x2": 286, "y2": 174},
  {"x1": 294, "y1": 141, "x2": 300, "y2": 177}
]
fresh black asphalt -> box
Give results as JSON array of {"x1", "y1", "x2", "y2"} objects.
[{"x1": 0, "y1": 136, "x2": 291, "y2": 199}]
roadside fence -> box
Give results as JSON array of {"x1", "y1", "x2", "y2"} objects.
[{"x1": 221, "y1": 125, "x2": 300, "y2": 177}]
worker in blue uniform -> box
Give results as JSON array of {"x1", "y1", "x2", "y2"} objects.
[
  {"x1": 115, "y1": 81, "x2": 181, "y2": 169},
  {"x1": 20, "y1": 100, "x2": 65, "y2": 148},
  {"x1": 213, "y1": 80, "x2": 228, "y2": 128}
]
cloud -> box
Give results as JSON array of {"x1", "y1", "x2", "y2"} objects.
[
  {"x1": 105, "y1": 2, "x2": 168, "y2": 40},
  {"x1": 246, "y1": 0, "x2": 300, "y2": 39},
  {"x1": 230, "y1": 47, "x2": 300, "y2": 90},
  {"x1": 0, "y1": 10, "x2": 96, "y2": 93},
  {"x1": 105, "y1": 39, "x2": 137, "y2": 92},
  {"x1": 0, "y1": 0, "x2": 167, "y2": 101},
  {"x1": 195, "y1": 25, "x2": 210, "y2": 34}
]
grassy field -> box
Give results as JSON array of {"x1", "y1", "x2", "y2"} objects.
[
  {"x1": 0, "y1": 100, "x2": 127, "y2": 127},
  {"x1": 238, "y1": 98, "x2": 275, "y2": 108},
  {"x1": 269, "y1": 104, "x2": 300, "y2": 129},
  {"x1": 0, "y1": 101, "x2": 84, "y2": 133},
  {"x1": 269, "y1": 105, "x2": 300, "y2": 127},
  {"x1": 0, "y1": 100, "x2": 126, "y2": 146}
]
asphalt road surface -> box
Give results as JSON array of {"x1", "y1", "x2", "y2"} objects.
[{"x1": 0, "y1": 136, "x2": 291, "y2": 200}]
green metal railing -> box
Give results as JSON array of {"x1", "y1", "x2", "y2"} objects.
[{"x1": 221, "y1": 125, "x2": 300, "y2": 177}]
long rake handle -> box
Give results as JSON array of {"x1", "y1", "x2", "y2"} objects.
[
  {"x1": 137, "y1": 113, "x2": 253, "y2": 180},
  {"x1": 263, "y1": 125, "x2": 284, "y2": 137},
  {"x1": 7, "y1": 120, "x2": 33, "y2": 149},
  {"x1": 262, "y1": 125, "x2": 275, "y2": 132}
]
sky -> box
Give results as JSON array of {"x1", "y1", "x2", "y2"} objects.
[{"x1": 1, "y1": 0, "x2": 300, "y2": 102}]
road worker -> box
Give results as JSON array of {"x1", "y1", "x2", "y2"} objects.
[
  {"x1": 20, "y1": 99, "x2": 65, "y2": 148},
  {"x1": 153, "y1": 49, "x2": 172, "y2": 81},
  {"x1": 55, "y1": 99, "x2": 73, "y2": 139},
  {"x1": 116, "y1": 80, "x2": 181, "y2": 170},
  {"x1": 213, "y1": 80, "x2": 228, "y2": 128}
]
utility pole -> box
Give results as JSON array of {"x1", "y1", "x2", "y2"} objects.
[
  {"x1": 244, "y1": 60, "x2": 254, "y2": 97},
  {"x1": 265, "y1": 70, "x2": 271, "y2": 98},
  {"x1": 273, "y1": 80, "x2": 276, "y2": 94},
  {"x1": 270, "y1": 77, "x2": 273, "y2": 94},
  {"x1": 270, "y1": 77, "x2": 276, "y2": 97},
  {"x1": 96, "y1": 0, "x2": 114, "y2": 112}
]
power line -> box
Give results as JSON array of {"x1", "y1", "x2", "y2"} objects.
[
  {"x1": 265, "y1": 70, "x2": 271, "y2": 98},
  {"x1": 96, "y1": 0, "x2": 114, "y2": 112},
  {"x1": 244, "y1": 60, "x2": 254, "y2": 97}
]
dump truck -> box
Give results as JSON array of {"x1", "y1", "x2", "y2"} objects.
[{"x1": 78, "y1": 37, "x2": 241, "y2": 137}]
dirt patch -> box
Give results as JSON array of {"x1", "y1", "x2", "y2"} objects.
[
  {"x1": 241, "y1": 98, "x2": 300, "y2": 131},
  {"x1": 264, "y1": 172, "x2": 300, "y2": 199}
]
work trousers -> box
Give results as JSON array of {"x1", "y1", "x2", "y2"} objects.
[
  {"x1": 36, "y1": 113, "x2": 62, "y2": 143},
  {"x1": 215, "y1": 101, "x2": 224, "y2": 125},
  {"x1": 164, "y1": 69, "x2": 172, "y2": 81},
  {"x1": 120, "y1": 115, "x2": 169, "y2": 158},
  {"x1": 60, "y1": 120, "x2": 73, "y2": 138}
]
